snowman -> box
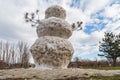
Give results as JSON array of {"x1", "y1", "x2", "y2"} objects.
[{"x1": 30, "y1": 5, "x2": 74, "y2": 69}]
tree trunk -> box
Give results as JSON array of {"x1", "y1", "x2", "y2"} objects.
[{"x1": 112, "y1": 57, "x2": 117, "y2": 66}]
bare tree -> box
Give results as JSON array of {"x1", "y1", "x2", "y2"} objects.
[
  {"x1": 0, "y1": 41, "x2": 2, "y2": 60},
  {"x1": 18, "y1": 41, "x2": 24, "y2": 63},
  {"x1": 22, "y1": 43, "x2": 29, "y2": 68},
  {"x1": 18, "y1": 41, "x2": 30, "y2": 68},
  {"x1": 10, "y1": 44, "x2": 15, "y2": 64},
  {"x1": 5, "y1": 42, "x2": 10, "y2": 63}
]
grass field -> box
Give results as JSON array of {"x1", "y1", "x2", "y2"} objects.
[
  {"x1": 85, "y1": 66, "x2": 120, "y2": 70},
  {"x1": 90, "y1": 76, "x2": 120, "y2": 80},
  {"x1": 56, "y1": 76, "x2": 120, "y2": 80}
]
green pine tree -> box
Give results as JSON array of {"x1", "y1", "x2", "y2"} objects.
[{"x1": 99, "y1": 32, "x2": 120, "y2": 66}]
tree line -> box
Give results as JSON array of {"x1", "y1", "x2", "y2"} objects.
[
  {"x1": 0, "y1": 41, "x2": 31, "y2": 69},
  {"x1": 68, "y1": 58, "x2": 120, "y2": 68}
]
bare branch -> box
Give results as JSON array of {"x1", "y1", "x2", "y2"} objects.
[
  {"x1": 24, "y1": 10, "x2": 41, "y2": 28},
  {"x1": 72, "y1": 21, "x2": 83, "y2": 31}
]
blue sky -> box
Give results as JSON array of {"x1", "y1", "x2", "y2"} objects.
[{"x1": 0, "y1": 0, "x2": 120, "y2": 61}]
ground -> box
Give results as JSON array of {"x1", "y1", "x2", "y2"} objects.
[{"x1": 0, "y1": 68, "x2": 120, "y2": 80}]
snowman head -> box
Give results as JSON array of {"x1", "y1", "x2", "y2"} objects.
[{"x1": 45, "y1": 5, "x2": 66, "y2": 19}]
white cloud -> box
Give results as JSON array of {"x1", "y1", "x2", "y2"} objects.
[
  {"x1": 103, "y1": 20, "x2": 120, "y2": 32},
  {"x1": 100, "y1": 4, "x2": 120, "y2": 34},
  {"x1": 102, "y1": 4, "x2": 120, "y2": 18},
  {"x1": 83, "y1": 0, "x2": 111, "y2": 16},
  {"x1": 66, "y1": 8, "x2": 89, "y2": 28},
  {"x1": 0, "y1": 0, "x2": 40, "y2": 44}
]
